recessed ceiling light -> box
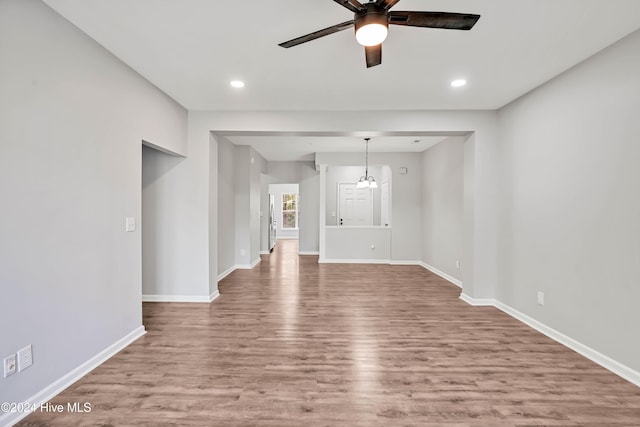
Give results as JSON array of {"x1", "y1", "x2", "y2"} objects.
[
  {"x1": 230, "y1": 80, "x2": 245, "y2": 88},
  {"x1": 451, "y1": 79, "x2": 467, "y2": 88}
]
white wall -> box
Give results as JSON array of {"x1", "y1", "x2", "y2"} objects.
[
  {"x1": 216, "y1": 137, "x2": 236, "y2": 276},
  {"x1": 379, "y1": 165, "x2": 392, "y2": 226},
  {"x1": 217, "y1": 142, "x2": 267, "y2": 273},
  {"x1": 324, "y1": 228, "x2": 391, "y2": 261},
  {"x1": 421, "y1": 137, "x2": 465, "y2": 281},
  {"x1": 260, "y1": 173, "x2": 274, "y2": 252},
  {"x1": 0, "y1": 0, "x2": 187, "y2": 418},
  {"x1": 496, "y1": 29, "x2": 640, "y2": 372},
  {"x1": 233, "y1": 146, "x2": 267, "y2": 268},
  {"x1": 233, "y1": 146, "x2": 251, "y2": 266},
  {"x1": 208, "y1": 132, "x2": 219, "y2": 296},
  {"x1": 298, "y1": 166, "x2": 320, "y2": 254},
  {"x1": 250, "y1": 148, "x2": 268, "y2": 263}
]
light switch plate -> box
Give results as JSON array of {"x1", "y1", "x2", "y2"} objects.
[
  {"x1": 125, "y1": 217, "x2": 136, "y2": 232},
  {"x1": 17, "y1": 345, "x2": 33, "y2": 372}
]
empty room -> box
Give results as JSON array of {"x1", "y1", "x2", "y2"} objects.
[{"x1": 1, "y1": 0, "x2": 639, "y2": 426}]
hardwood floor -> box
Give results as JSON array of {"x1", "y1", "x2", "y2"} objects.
[{"x1": 19, "y1": 240, "x2": 640, "y2": 426}]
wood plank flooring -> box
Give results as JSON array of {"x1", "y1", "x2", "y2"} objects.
[{"x1": 19, "y1": 240, "x2": 640, "y2": 426}]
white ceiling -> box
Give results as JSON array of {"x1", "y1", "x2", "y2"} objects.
[{"x1": 43, "y1": 0, "x2": 640, "y2": 160}]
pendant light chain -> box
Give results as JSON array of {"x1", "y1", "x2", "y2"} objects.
[{"x1": 365, "y1": 137, "x2": 370, "y2": 179}]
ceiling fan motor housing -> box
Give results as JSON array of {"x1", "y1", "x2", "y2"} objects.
[{"x1": 354, "y1": 3, "x2": 389, "y2": 36}]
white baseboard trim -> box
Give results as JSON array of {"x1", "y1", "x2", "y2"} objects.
[
  {"x1": 209, "y1": 289, "x2": 220, "y2": 303},
  {"x1": 389, "y1": 260, "x2": 422, "y2": 266},
  {"x1": 142, "y1": 291, "x2": 220, "y2": 304},
  {"x1": 493, "y1": 300, "x2": 640, "y2": 388},
  {"x1": 420, "y1": 262, "x2": 463, "y2": 288},
  {"x1": 237, "y1": 258, "x2": 261, "y2": 269},
  {"x1": 260, "y1": 250, "x2": 270, "y2": 255},
  {"x1": 142, "y1": 294, "x2": 212, "y2": 303},
  {"x1": 458, "y1": 295, "x2": 640, "y2": 388},
  {"x1": 318, "y1": 258, "x2": 391, "y2": 264},
  {"x1": 298, "y1": 251, "x2": 319, "y2": 256},
  {"x1": 218, "y1": 258, "x2": 260, "y2": 283},
  {"x1": 459, "y1": 293, "x2": 496, "y2": 306},
  {"x1": 276, "y1": 237, "x2": 299, "y2": 240},
  {"x1": 218, "y1": 260, "x2": 260, "y2": 282},
  {"x1": 217, "y1": 265, "x2": 236, "y2": 282},
  {"x1": 0, "y1": 326, "x2": 146, "y2": 427}
]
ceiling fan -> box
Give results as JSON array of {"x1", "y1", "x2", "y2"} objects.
[{"x1": 279, "y1": 0, "x2": 480, "y2": 68}]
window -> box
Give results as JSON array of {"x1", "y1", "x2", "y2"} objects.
[{"x1": 281, "y1": 193, "x2": 298, "y2": 229}]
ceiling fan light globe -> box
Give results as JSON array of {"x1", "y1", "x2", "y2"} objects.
[{"x1": 356, "y1": 23, "x2": 388, "y2": 46}]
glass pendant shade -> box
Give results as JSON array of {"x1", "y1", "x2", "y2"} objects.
[{"x1": 355, "y1": 23, "x2": 388, "y2": 46}]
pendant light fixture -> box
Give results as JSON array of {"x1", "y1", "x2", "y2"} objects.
[{"x1": 357, "y1": 138, "x2": 378, "y2": 189}]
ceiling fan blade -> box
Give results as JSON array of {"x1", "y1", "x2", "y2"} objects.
[
  {"x1": 279, "y1": 20, "x2": 354, "y2": 48},
  {"x1": 375, "y1": 0, "x2": 401, "y2": 10},
  {"x1": 365, "y1": 44, "x2": 382, "y2": 68},
  {"x1": 389, "y1": 11, "x2": 480, "y2": 30},
  {"x1": 332, "y1": 0, "x2": 362, "y2": 14}
]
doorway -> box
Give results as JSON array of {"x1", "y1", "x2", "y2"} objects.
[{"x1": 268, "y1": 183, "x2": 300, "y2": 241}]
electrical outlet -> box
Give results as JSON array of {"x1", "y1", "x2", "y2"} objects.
[
  {"x1": 125, "y1": 217, "x2": 136, "y2": 232},
  {"x1": 3, "y1": 354, "x2": 17, "y2": 378},
  {"x1": 17, "y1": 345, "x2": 33, "y2": 372},
  {"x1": 537, "y1": 291, "x2": 545, "y2": 306}
]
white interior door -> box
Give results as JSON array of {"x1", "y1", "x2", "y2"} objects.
[{"x1": 338, "y1": 183, "x2": 372, "y2": 226}]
